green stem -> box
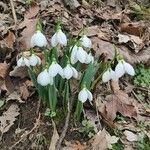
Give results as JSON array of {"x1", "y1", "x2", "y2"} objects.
[{"x1": 74, "y1": 100, "x2": 83, "y2": 122}]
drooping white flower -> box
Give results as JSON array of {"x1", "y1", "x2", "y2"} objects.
[
  {"x1": 81, "y1": 35, "x2": 92, "y2": 48},
  {"x1": 76, "y1": 47, "x2": 88, "y2": 63},
  {"x1": 17, "y1": 57, "x2": 30, "y2": 67},
  {"x1": 115, "y1": 60, "x2": 135, "y2": 78},
  {"x1": 37, "y1": 69, "x2": 53, "y2": 86},
  {"x1": 63, "y1": 64, "x2": 78, "y2": 80},
  {"x1": 102, "y1": 68, "x2": 117, "y2": 83},
  {"x1": 48, "y1": 61, "x2": 63, "y2": 77},
  {"x1": 29, "y1": 54, "x2": 41, "y2": 66},
  {"x1": 30, "y1": 31, "x2": 47, "y2": 47},
  {"x1": 51, "y1": 29, "x2": 67, "y2": 47},
  {"x1": 85, "y1": 53, "x2": 94, "y2": 64},
  {"x1": 78, "y1": 88, "x2": 93, "y2": 103},
  {"x1": 70, "y1": 45, "x2": 78, "y2": 64}
]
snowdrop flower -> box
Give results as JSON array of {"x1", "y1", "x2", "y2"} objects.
[
  {"x1": 85, "y1": 53, "x2": 94, "y2": 64},
  {"x1": 70, "y1": 45, "x2": 88, "y2": 64},
  {"x1": 29, "y1": 54, "x2": 41, "y2": 66},
  {"x1": 30, "y1": 31, "x2": 47, "y2": 47},
  {"x1": 17, "y1": 56, "x2": 30, "y2": 67},
  {"x1": 48, "y1": 61, "x2": 63, "y2": 77},
  {"x1": 78, "y1": 88, "x2": 93, "y2": 103},
  {"x1": 102, "y1": 68, "x2": 117, "y2": 83},
  {"x1": 63, "y1": 64, "x2": 78, "y2": 80},
  {"x1": 37, "y1": 69, "x2": 53, "y2": 86},
  {"x1": 51, "y1": 29, "x2": 67, "y2": 47},
  {"x1": 115, "y1": 60, "x2": 135, "y2": 78},
  {"x1": 81, "y1": 35, "x2": 92, "y2": 48}
]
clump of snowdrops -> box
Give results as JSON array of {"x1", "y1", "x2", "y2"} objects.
[{"x1": 16, "y1": 22, "x2": 135, "y2": 120}]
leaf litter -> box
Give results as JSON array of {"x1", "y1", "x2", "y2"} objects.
[{"x1": 0, "y1": 0, "x2": 150, "y2": 149}]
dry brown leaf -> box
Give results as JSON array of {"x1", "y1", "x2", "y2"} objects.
[
  {"x1": 63, "y1": 140, "x2": 87, "y2": 150},
  {"x1": 49, "y1": 120, "x2": 59, "y2": 150},
  {"x1": 88, "y1": 129, "x2": 119, "y2": 150},
  {"x1": 101, "y1": 90, "x2": 137, "y2": 122},
  {"x1": 120, "y1": 22, "x2": 145, "y2": 36},
  {"x1": 0, "y1": 104, "x2": 20, "y2": 135},
  {"x1": 0, "y1": 31, "x2": 15, "y2": 49},
  {"x1": 6, "y1": 91, "x2": 24, "y2": 103},
  {"x1": 124, "y1": 130, "x2": 138, "y2": 142},
  {"x1": 9, "y1": 66, "x2": 28, "y2": 78},
  {"x1": 19, "y1": 83, "x2": 30, "y2": 100}
]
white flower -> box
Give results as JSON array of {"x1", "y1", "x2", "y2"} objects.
[
  {"x1": 78, "y1": 88, "x2": 93, "y2": 103},
  {"x1": 115, "y1": 60, "x2": 135, "y2": 78},
  {"x1": 76, "y1": 47, "x2": 88, "y2": 63},
  {"x1": 37, "y1": 69, "x2": 53, "y2": 86},
  {"x1": 102, "y1": 68, "x2": 117, "y2": 83},
  {"x1": 51, "y1": 29, "x2": 67, "y2": 47},
  {"x1": 85, "y1": 53, "x2": 94, "y2": 64},
  {"x1": 29, "y1": 54, "x2": 41, "y2": 66},
  {"x1": 30, "y1": 31, "x2": 47, "y2": 47},
  {"x1": 63, "y1": 64, "x2": 78, "y2": 79},
  {"x1": 81, "y1": 35, "x2": 92, "y2": 48},
  {"x1": 17, "y1": 57, "x2": 30, "y2": 67},
  {"x1": 70, "y1": 45, "x2": 78, "y2": 64},
  {"x1": 48, "y1": 62, "x2": 63, "y2": 77}
]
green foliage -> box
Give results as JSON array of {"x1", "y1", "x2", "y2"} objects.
[
  {"x1": 134, "y1": 64, "x2": 150, "y2": 87},
  {"x1": 79, "y1": 119, "x2": 96, "y2": 138},
  {"x1": 112, "y1": 142, "x2": 124, "y2": 150},
  {"x1": 136, "y1": 133, "x2": 150, "y2": 150}
]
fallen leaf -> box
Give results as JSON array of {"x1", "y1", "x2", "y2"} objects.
[
  {"x1": 103, "y1": 90, "x2": 137, "y2": 122},
  {"x1": 88, "y1": 129, "x2": 119, "y2": 150},
  {"x1": 118, "y1": 34, "x2": 130, "y2": 43},
  {"x1": 19, "y1": 83, "x2": 30, "y2": 100},
  {"x1": 25, "y1": 5, "x2": 39, "y2": 19},
  {"x1": 49, "y1": 120, "x2": 59, "y2": 150},
  {"x1": 9, "y1": 66, "x2": 28, "y2": 79},
  {"x1": 124, "y1": 130, "x2": 138, "y2": 142},
  {"x1": 120, "y1": 22, "x2": 145, "y2": 36},
  {"x1": 6, "y1": 91, "x2": 24, "y2": 103},
  {"x1": 0, "y1": 104, "x2": 20, "y2": 136},
  {"x1": 63, "y1": 140, "x2": 87, "y2": 150}
]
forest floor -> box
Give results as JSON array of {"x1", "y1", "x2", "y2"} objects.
[{"x1": 0, "y1": 0, "x2": 150, "y2": 149}]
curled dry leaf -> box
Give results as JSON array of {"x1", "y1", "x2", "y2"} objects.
[
  {"x1": 6, "y1": 91, "x2": 24, "y2": 103},
  {"x1": 49, "y1": 120, "x2": 59, "y2": 150},
  {"x1": 0, "y1": 104, "x2": 20, "y2": 135}
]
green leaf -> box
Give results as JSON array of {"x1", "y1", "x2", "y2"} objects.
[{"x1": 0, "y1": 100, "x2": 4, "y2": 108}]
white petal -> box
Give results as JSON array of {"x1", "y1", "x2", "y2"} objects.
[
  {"x1": 102, "y1": 70, "x2": 111, "y2": 82},
  {"x1": 56, "y1": 63, "x2": 63, "y2": 76},
  {"x1": 31, "y1": 31, "x2": 47, "y2": 47},
  {"x1": 70, "y1": 45, "x2": 78, "y2": 64},
  {"x1": 36, "y1": 56, "x2": 41, "y2": 65},
  {"x1": 123, "y1": 61, "x2": 135, "y2": 76},
  {"x1": 85, "y1": 53, "x2": 94, "y2": 64},
  {"x1": 37, "y1": 70, "x2": 50, "y2": 86},
  {"x1": 110, "y1": 69, "x2": 118, "y2": 81},
  {"x1": 63, "y1": 65, "x2": 73, "y2": 79},
  {"x1": 57, "y1": 30, "x2": 67, "y2": 46},
  {"x1": 49, "y1": 63, "x2": 58, "y2": 77},
  {"x1": 49, "y1": 76, "x2": 54, "y2": 85},
  {"x1": 17, "y1": 57, "x2": 24, "y2": 67},
  {"x1": 71, "y1": 66, "x2": 78, "y2": 78},
  {"x1": 24, "y1": 58, "x2": 30, "y2": 67},
  {"x1": 81, "y1": 35, "x2": 92, "y2": 48},
  {"x1": 115, "y1": 61, "x2": 125, "y2": 78},
  {"x1": 76, "y1": 47, "x2": 87, "y2": 63},
  {"x1": 51, "y1": 33, "x2": 58, "y2": 47},
  {"x1": 29, "y1": 54, "x2": 38, "y2": 66},
  {"x1": 78, "y1": 89, "x2": 88, "y2": 103},
  {"x1": 87, "y1": 90, "x2": 93, "y2": 101}
]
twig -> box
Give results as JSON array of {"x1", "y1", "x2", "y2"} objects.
[
  {"x1": 9, "y1": 113, "x2": 41, "y2": 150},
  {"x1": 10, "y1": 0, "x2": 17, "y2": 25},
  {"x1": 56, "y1": 97, "x2": 74, "y2": 150}
]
